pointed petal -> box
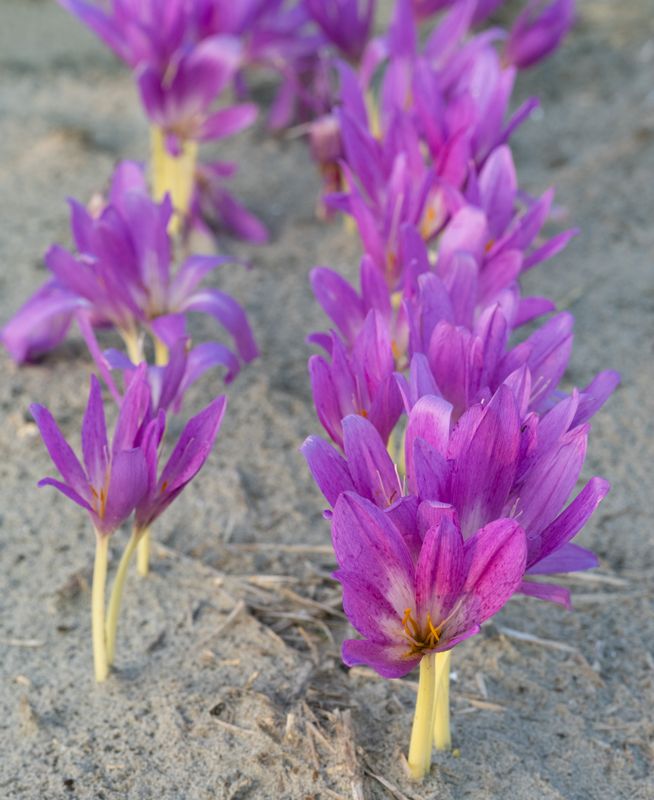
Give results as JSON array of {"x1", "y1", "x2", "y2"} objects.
[
  {"x1": 342, "y1": 415, "x2": 402, "y2": 508},
  {"x1": 301, "y1": 436, "x2": 355, "y2": 507},
  {"x1": 30, "y1": 404, "x2": 89, "y2": 501},
  {"x1": 415, "y1": 513, "x2": 465, "y2": 623},
  {"x1": 82, "y1": 375, "x2": 109, "y2": 489}
]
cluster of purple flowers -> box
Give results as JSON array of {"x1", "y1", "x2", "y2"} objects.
[
  {"x1": 301, "y1": 0, "x2": 617, "y2": 778},
  {"x1": 10, "y1": 162, "x2": 256, "y2": 680}
]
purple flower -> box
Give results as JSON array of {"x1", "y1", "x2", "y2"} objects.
[
  {"x1": 332, "y1": 491, "x2": 526, "y2": 677},
  {"x1": 304, "y1": 0, "x2": 375, "y2": 62},
  {"x1": 3, "y1": 162, "x2": 258, "y2": 370},
  {"x1": 1, "y1": 281, "x2": 82, "y2": 364},
  {"x1": 31, "y1": 369, "x2": 151, "y2": 536},
  {"x1": 134, "y1": 395, "x2": 227, "y2": 532},
  {"x1": 304, "y1": 383, "x2": 613, "y2": 608},
  {"x1": 308, "y1": 312, "x2": 403, "y2": 447},
  {"x1": 504, "y1": 0, "x2": 575, "y2": 69},
  {"x1": 191, "y1": 161, "x2": 269, "y2": 244},
  {"x1": 138, "y1": 36, "x2": 258, "y2": 151},
  {"x1": 58, "y1": 0, "x2": 188, "y2": 69}
]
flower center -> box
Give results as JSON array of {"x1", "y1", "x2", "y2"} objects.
[{"x1": 401, "y1": 608, "x2": 442, "y2": 658}]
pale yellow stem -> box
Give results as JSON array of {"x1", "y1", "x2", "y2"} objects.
[
  {"x1": 122, "y1": 330, "x2": 144, "y2": 365},
  {"x1": 407, "y1": 653, "x2": 437, "y2": 781},
  {"x1": 105, "y1": 532, "x2": 139, "y2": 666},
  {"x1": 136, "y1": 527, "x2": 151, "y2": 577},
  {"x1": 433, "y1": 650, "x2": 452, "y2": 751},
  {"x1": 92, "y1": 533, "x2": 110, "y2": 683},
  {"x1": 150, "y1": 126, "x2": 198, "y2": 236},
  {"x1": 153, "y1": 335, "x2": 169, "y2": 366}
]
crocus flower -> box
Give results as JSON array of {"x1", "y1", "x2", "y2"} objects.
[
  {"x1": 31, "y1": 367, "x2": 153, "y2": 682},
  {"x1": 332, "y1": 491, "x2": 526, "y2": 677},
  {"x1": 134, "y1": 395, "x2": 227, "y2": 533},
  {"x1": 332, "y1": 489, "x2": 526, "y2": 778},
  {"x1": 304, "y1": 385, "x2": 612, "y2": 607},
  {"x1": 304, "y1": 0, "x2": 376, "y2": 62},
  {"x1": 2, "y1": 163, "x2": 258, "y2": 372},
  {"x1": 308, "y1": 311, "x2": 403, "y2": 447},
  {"x1": 504, "y1": 0, "x2": 575, "y2": 69},
  {"x1": 31, "y1": 369, "x2": 150, "y2": 537}
]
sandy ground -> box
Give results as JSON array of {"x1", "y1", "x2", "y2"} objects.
[{"x1": 0, "y1": 1, "x2": 653, "y2": 798}]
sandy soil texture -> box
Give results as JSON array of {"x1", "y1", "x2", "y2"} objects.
[{"x1": 0, "y1": 1, "x2": 653, "y2": 798}]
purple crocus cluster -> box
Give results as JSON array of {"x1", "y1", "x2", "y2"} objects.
[{"x1": 301, "y1": 0, "x2": 617, "y2": 777}]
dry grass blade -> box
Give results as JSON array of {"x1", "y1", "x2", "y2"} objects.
[
  {"x1": 0, "y1": 637, "x2": 44, "y2": 648},
  {"x1": 497, "y1": 626, "x2": 578, "y2": 653},
  {"x1": 200, "y1": 600, "x2": 246, "y2": 645},
  {"x1": 364, "y1": 769, "x2": 424, "y2": 800},
  {"x1": 230, "y1": 543, "x2": 334, "y2": 555}
]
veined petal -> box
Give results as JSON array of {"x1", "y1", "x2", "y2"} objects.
[
  {"x1": 301, "y1": 436, "x2": 355, "y2": 507},
  {"x1": 182, "y1": 288, "x2": 258, "y2": 363},
  {"x1": 30, "y1": 404, "x2": 89, "y2": 501},
  {"x1": 342, "y1": 415, "x2": 401, "y2": 508},
  {"x1": 198, "y1": 103, "x2": 258, "y2": 142},
  {"x1": 415, "y1": 513, "x2": 465, "y2": 624},
  {"x1": 82, "y1": 375, "x2": 109, "y2": 490},
  {"x1": 332, "y1": 493, "x2": 415, "y2": 611},
  {"x1": 405, "y1": 395, "x2": 452, "y2": 492},
  {"x1": 518, "y1": 579, "x2": 571, "y2": 609},
  {"x1": 342, "y1": 638, "x2": 419, "y2": 678},
  {"x1": 310, "y1": 267, "x2": 365, "y2": 344},
  {"x1": 449, "y1": 385, "x2": 520, "y2": 537},
  {"x1": 529, "y1": 541, "x2": 599, "y2": 575},
  {"x1": 99, "y1": 448, "x2": 149, "y2": 535},
  {"x1": 445, "y1": 518, "x2": 526, "y2": 636},
  {"x1": 37, "y1": 477, "x2": 93, "y2": 512}
]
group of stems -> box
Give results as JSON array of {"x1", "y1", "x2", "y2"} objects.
[
  {"x1": 87, "y1": 130, "x2": 191, "y2": 682},
  {"x1": 91, "y1": 528, "x2": 144, "y2": 682},
  {"x1": 407, "y1": 650, "x2": 452, "y2": 781}
]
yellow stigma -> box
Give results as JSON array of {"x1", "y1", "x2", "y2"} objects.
[{"x1": 401, "y1": 608, "x2": 442, "y2": 657}]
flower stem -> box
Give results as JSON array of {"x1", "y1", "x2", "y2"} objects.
[
  {"x1": 153, "y1": 335, "x2": 169, "y2": 367},
  {"x1": 123, "y1": 330, "x2": 143, "y2": 365},
  {"x1": 407, "y1": 653, "x2": 437, "y2": 781},
  {"x1": 433, "y1": 650, "x2": 452, "y2": 751},
  {"x1": 105, "y1": 532, "x2": 139, "y2": 666},
  {"x1": 92, "y1": 532, "x2": 110, "y2": 683},
  {"x1": 150, "y1": 126, "x2": 198, "y2": 236},
  {"x1": 136, "y1": 527, "x2": 151, "y2": 577}
]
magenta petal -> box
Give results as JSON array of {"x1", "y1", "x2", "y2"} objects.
[
  {"x1": 415, "y1": 513, "x2": 465, "y2": 623},
  {"x1": 157, "y1": 396, "x2": 227, "y2": 495},
  {"x1": 30, "y1": 404, "x2": 89, "y2": 502},
  {"x1": 516, "y1": 424, "x2": 588, "y2": 539},
  {"x1": 335, "y1": 569, "x2": 401, "y2": 643},
  {"x1": 529, "y1": 478, "x2": 611, "y2": 568},
  {"x1": 308, "y1": 353, "x2": 345, "y2": 447},
  {"x1": 183, "y1": 288, "x2": 258, "y2": 362},
  {"x1": 342, "y1": 415, "x2": 401, "y2": 508},
  {"x1": 37, "y1": 477, "x2": 93, "y2": 513},
  {"x1": 529, "y1": 541, "x2": 599, "y2": 575},
  {"x1": 301, "y1": 436, "x2": 355, "y2": 507},
  {"x1": 518, "y1": 579, "x2": 571, "y2": 609},
  {"x1": 310, "y1": 267, "x2": 365, "y2": 344},
  {"x1": 331, "y1": 493, "x2": 414, "y2": 601},
  {"x1": 169, "y1": 255, "x2": 233, "y2": 308},
  {"x1": 1, "y1": 280, "x2": 81, "y2": 363},
  {"x1": 99, "y1": 448, "x2": 148, "y2": 535},
  {"x1": 198, "y1": 103, "x2": 258, "y2": 142},
  {"x1": 112, "y1": 365, "x2": 151, "y2": 455},
  {"x1": 405, "y1": 395, "x2": 452, "y2": 492},
  {"x1": 342, "y1": 638, "x2": 419, "y2": 679},
  {"x1": 572, "y1": 370, "x2": 620, "y2": 427},
  {"x1": 449, "y1": 385, "x2": 520, "y2": 537},
  {"x1": 81, "y1": 375, "x2": 109, "y2": 490},
  {"x1": 456, "y1": 517, "x2": 527, "y2": 625}
]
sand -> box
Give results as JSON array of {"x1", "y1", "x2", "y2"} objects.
[{"x1": 0, "y1": 0, "x2": 652, "y2": 797}]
